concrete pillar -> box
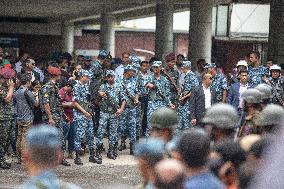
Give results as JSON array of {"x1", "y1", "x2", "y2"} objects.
[
  {"x1": 189, "y1": 0, "x2": 213, "y2": 70},
  {"x1": 62, "y1": 21, "x2": 74, "y2": 54},
  {"x1": 268, "y1": 0, "x2": 284, "y2": 64},
  {"x1": 155, "y1": 1, "x2": 174, "y2": 60},
  {"x1": 100, "y1": 13, "x2": 115, "y2": 57}
]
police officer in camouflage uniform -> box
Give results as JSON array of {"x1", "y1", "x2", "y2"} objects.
[
  {"x1": 267, "y1": 65, "x2": 284, "y2": 106},
  {"x1": 39, "y1": 66, "x2": 71, "y2": 166},
  {"x1": 206, "y1": 63, "x2": 228, "y2": 104},
  {"x1": 96, "y1": 70, "x2": 126, "y2": 161},
  {"x1": 163, "y1": 53, "x2": 180, "y2": 106},
  {"x1": 176, "y1": 60, "x2": 199, "y2": 133},
  {"x1": 118, "y1": 65, "x2": 139, "y2": 154},
  {"x1": 248, "y1": 51, "x2": 268, "y2": 88},
  {"x1": 72, "y1": 69, "x2": 97, "y2": 165},
  {"x1": 145, "y1": 61, "x2": 175, "y2": 137},
  {"x1": 131, "y1": 55, "x2": 143, "y2": 139},
  {"x1": 137, "y1": 60, "x2": 150, "y2": 136},
  {"x1": 90, "y1": 51, "x2": 112, "y2": 134},
  {"x1": 0, "y1": 67, "x2": 15, "y2": 169}
]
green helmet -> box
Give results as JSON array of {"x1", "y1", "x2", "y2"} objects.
[
  {"x1": 255, "y1": 84, "x2": 272, "y2": 100},
  {"x1": 150, "y1": 107, "x2": 178, "y2": 129},
  {"x1": 255, "y1": 104, "x2": 284, "y2": 127},
  {"x1": 241, "y1": 88, "x2": 262, "y2": 103},
  {"x1": 202, "y1": 103, "x2": 239, "y2": 129}
]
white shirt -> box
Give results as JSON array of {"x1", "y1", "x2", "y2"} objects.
[
  {"x1": 178, "y1": 69, "x2": 185, "y2": 88},
  {"x1": 203, "y1": 84, "x2": 211, "y2": 109},
  {"x1": 239, "y1": 83, "x2": 248, "y2": 108},
  {"x1": 33, "y1": 67, "x2": 44, "y2": 82},
  {"x1": 114, "y1": 64, "x2": 124, "y2": 79},
  {"x1": 15, "y1": 61, "x2": 23, "y2": 73}
]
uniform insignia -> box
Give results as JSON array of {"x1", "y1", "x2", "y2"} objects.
[{"x1": 44, "y1": 93, "x2": 49, "y2": 97}]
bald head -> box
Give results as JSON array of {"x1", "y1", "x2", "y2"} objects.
[{"x1": 154, "y1": 159, "x2": 186, "y2": 189}]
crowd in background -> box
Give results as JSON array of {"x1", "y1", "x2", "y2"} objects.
[{"x1": 0, "y1": 46, "x2": 284, "y2": 189}]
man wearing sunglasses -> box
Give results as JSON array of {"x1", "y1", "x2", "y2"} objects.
[
  {"x1": 21, "y1": 59, "x2": 40, "y2": 82},
  {"x1": 190, "y1": 73, "x2": 213, "y2": 127}
]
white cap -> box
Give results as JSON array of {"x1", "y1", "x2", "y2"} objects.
[
  {"x1": 236, "y1": 60, "x2": 248, "y2": 68},
  {"x1": 270, "y1": 64, "x2": 281, "y2": 71}
]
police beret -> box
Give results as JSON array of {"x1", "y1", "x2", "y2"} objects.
[
  {"x1": 165, "y1": 53, "x2": 175, "y2": 62},
  {"x1": 47, "y1": 66, "x2": 61, "y2": 76},
  {"x1": 0, "y1": 67, "x2": 16, "y2": 79}
]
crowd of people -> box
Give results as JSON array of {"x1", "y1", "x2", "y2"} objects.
[{"x1": 0, "y1": 46, "x2": 284, "y2": 188}]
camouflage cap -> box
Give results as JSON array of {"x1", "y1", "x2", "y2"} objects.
[
  {"x1": 204, "y1": 63, "x2": 216, "y2": 69},
  {"x1": 181, "y1": 60, "x2": 191, "y2": 68},
  {"x1": 98, "y1": 50, "x2": 109, "y2": 59},
  {"x1": 84, "y1": 56, "x2": 92, "y2": 61},
  {"x1": 130, "y1": 55, "x2": 141, "y2": 65},
  {"x1": 150, "y1": 107, "x2": 178, "y2": 129},
  {"x1": 152, "y1": 61, "x2": 162, "y2": 67},
  {"x1": 78, "y1": 69, "x2": 90, "y2": 77},
  {"x1": 124, "y1": 65, "x2": 136, "y2": 72}
]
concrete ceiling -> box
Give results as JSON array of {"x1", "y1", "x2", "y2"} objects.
[{"x1": 0, "y1": 0, "x2": 270, "y2": 25}]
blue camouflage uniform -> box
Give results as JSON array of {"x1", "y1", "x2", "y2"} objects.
[
  {"x1": 211, "y1": 73, "x2": 228, "y2": 104},
  {"x1": 73, "y1": 70, "x2": 95, "y2": 152},
  {"x1": 177, "y1": 61, "x2": 199, "y2": 133},
  {"x1": 146, "y1": 61, "x2": 172, "y2": 137},
  {"x1": 131, "y1": 56, "x2": 143, "y2": 139},
  {"x1": 248, "y1": 65, "x2": 268, "y2": 88},
  {"x1": 137, "y1": 70, "x2": 150, "y2": 136},
  {"x1": 40, "y1": 80, "x2": 66, "y2": 150},
  {"x1": 96, "y1": 71, "x2": 125, "y2": 146},
  {"x1": 119, "y1": 65, "x2": 139, "y2": 144}
]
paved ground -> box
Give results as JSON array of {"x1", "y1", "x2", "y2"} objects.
[{"x1": 0, "y1": 145, "x2": 142, "y2": 189}]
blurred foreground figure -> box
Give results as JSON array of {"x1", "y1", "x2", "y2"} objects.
[
  {"x1": 153, "y1": 159, "x2": 186, "y2": 189},
  {"x1": 176, "y1": 130, "x2": 225, "y2": 189},
  {"x1": 17, "y1": 124, "x2": 81, "y2": 189},
  {"x1": 134, "y1": 138, "x2": 165, "y2": 189},
  {"x1": 249, "y1": 120, "x2": 284, "y2": 189}
]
